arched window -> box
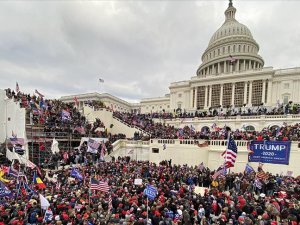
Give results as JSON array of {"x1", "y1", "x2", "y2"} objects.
[
  {"x1": 243, "y1": 45, "x2": 245, "y2": 52},
  {"x1": 233, "y1": 45, "x2": 236, "y2": 52},
  {"x1": 228, "y1": 46, "x2": 230, "y2": 53},
  {"x1": 244, "y1": 125, "x2": 255, "y2": 132},
  {"x1": 201, "y1": 126, "x2": 210, "y2": 133},
  {"x1": 238, "y1": 45, "x2": 241, "y2": 52}
]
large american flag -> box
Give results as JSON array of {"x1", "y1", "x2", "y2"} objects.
[
  {"x1": 256, "y1": 170, "x2": 269, "y2": 180},
  {"x1": 90, "y1": 178, "x2": 110, "y2": 192},
  {"x1": 222, "y1": 136, "x2": 238, "y2": 168}
]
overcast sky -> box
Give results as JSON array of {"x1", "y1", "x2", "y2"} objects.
[{"x1": 0, "y1": 0, "x2": 299, "y2": 102}]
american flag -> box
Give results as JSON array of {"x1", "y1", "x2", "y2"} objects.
[
  {"x1": 256, "y1": 170, "x2": 268, "y2": 180},
  {"x1": 90, "y1": 178, "x2": 110, "y2": 192},
  {"x1": 212, "y1": 164, "x2": 226, "y2": 180},
  {"x1": 26, "y1": 159, "x2": 36, "y2": 169},
  {"x1": 222, "y1": 136, "x2": 238, "y2": 168},
  {"x1": 228, "y1": 55, "x2": 237, "y2": 64}
]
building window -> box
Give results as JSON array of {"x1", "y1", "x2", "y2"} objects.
[
  {"x1": 234, "y1": 82, "x2": 245, "y2": 107},
  {"x1": 167, "y1": 105, "x2": 170, "y2": 108},
  {"x1": 245, "y1": 125, "x2": 255, "y2": 132},
  {"x1": 228, "y1": 46, "x2": 230, "y2": 53},
  {"x1": 251, "y1": 80, "x2": 263, "y2": 106},
  {"x1": 283, "y1": 96, "x2": 289, "y2": 104},
  {"x1": 152, "y1": 106, "x2": 154, "y2": 109},
  {"x1": 192, "y1": 89, "x2": 195, "y2": 108},
  {"x1": 211, "y1": 84, "x2": 221, "y2": 107},
  {"x1": 284, "y1": 83, "x2": 289, "y2": 89},
  {"x1": 207, "y1": 86, "x2": 210, "y2": 107},
  {"x1": 152, "y1": 148, "x2": 159, "y2": 153},
  {"x1": 222, "y1": 83, "x2": 232, "y2": 107},
  {"x1": 197, "y1": 86, "x2": 206, "y2": 109},
  {"x1": 146, "y1": 107, "x2": 148, "y2": 109},
  {"x1": 177, "y1": 103, "x2": 182, "y2": 109},
  {"x1": 178, "y1": 93, "x2": 182, "y2": 97}
]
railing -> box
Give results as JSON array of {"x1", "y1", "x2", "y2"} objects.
[
  {"x1": 167, "y1": 114, "x2": 300, "y2": 123},
  {"x1": 153, "y1": 139, "x2": 300, "y2": 149},
  {"x1": 112, "y1": 115, "x2": 151, "y2": 136}
]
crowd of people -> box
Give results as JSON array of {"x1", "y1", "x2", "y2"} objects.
[
  {"x1": 113, "y1": 111, "x2": 300, "y2": 141},
  {"x1": 0, "y1": 159, "x2": 300, "y2": 225},
  {"x1": 2, "y1": 88, "x2": 300, "y2": 225},
  {"x1": 5, "y1": 88, "x2": 108, "y2": 138}
]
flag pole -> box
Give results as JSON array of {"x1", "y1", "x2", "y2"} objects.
[
  {"x1": 225, "y1": 130, "x2": 231, "y2": 173},
  {"x1": 146, "y1": 197, "x2": 149, "y2": 224}
]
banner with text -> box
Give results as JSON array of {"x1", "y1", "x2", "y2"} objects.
[{"x1": 248, "y1": 141, "x2": 291, "y2": 165}]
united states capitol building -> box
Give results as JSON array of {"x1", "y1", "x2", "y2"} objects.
[
  {"x1": 2, "y1": 1, "x2": 298, "y2": 174},
  {"x1": 58, "y1": 1, "x2": 300, "y2": 174},
  {"x1": 61, "y1": 1, "x2": 300, "y2": 117}
]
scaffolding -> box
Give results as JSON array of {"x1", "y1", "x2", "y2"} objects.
[{"x1": 26, "y1": 124, "x2": 81, "y2": 167}]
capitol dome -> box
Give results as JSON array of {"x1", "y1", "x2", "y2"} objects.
[{"x1": 197, "y1": 0, "x2": 264, "y2": 77}]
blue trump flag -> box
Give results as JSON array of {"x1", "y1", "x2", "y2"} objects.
[
  {"x1": 71, "y1": 168, "x2": 83, "y2": 181},
  {"x1": 143, "y1": 184, "x2": 157, "y2": 201},
  {"x1": 0, "y1": 181, "x2": 12, "y2": 198},
  {"x1": 245, "y1": 163, "x2": 255, "y2": 174},
  {"x1": 248, "y1": 141, "x2": 291, "y2": 165}
]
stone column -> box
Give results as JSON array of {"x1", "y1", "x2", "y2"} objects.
[
  {"x1": 236, "y1": 59, "x2": 239, "y2": 72},
  {"x1": 217, "y1": 62, "x2": 220, "y2": 74},
  {"x1": 204, "y1": 86, "x2": 208, "y2": 108},
  {"x1": 224, "y1": 61, "x2": 227, "y2": 73},
  {"x1": 231, "y1": 83, "x2": 235, "y2": 106},
  {"x1": 220, "y1": 84, "x2": 224, "y2": 106},
  {"x1": 194, "y1": 87, "x2": 198, "y2": 109},
  {"x1": 190, "y1": 88, "x2": 194, "y2": 108},
  {"x1": 262, "y1": 80, "x2": 266, "y2": 104},
  {"x1": 243, "y1": 82, "x2": 247, "y2": 105},
  {"x1": 243, "y1": 60, "x2": 246, "y2": 71},
  {"x1": 266, "y1": 80, "x2": 272, "y2": 105},
  {"x1": 248, "y1": 81, "x2": 253, "y2": 106},
  {"x1": 208, "y1": 85, "x2": 212, "y2": 107}
]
